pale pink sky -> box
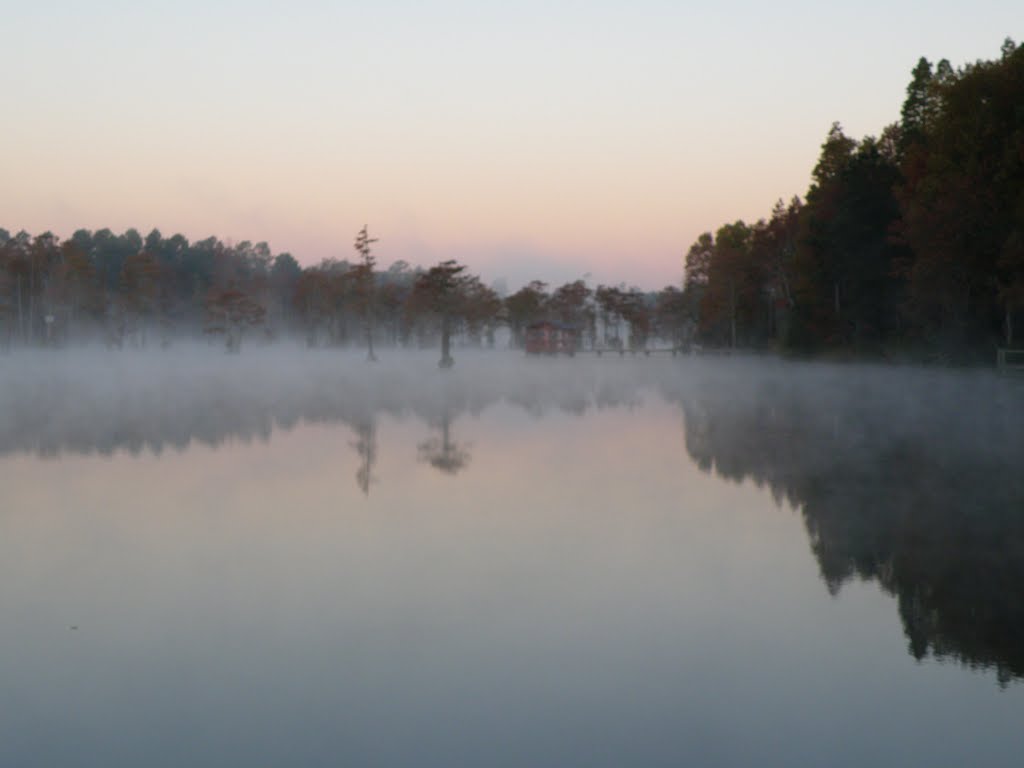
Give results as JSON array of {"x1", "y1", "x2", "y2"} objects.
[{"x1": 1, "y1": 2, "x2": 1018, "y2": 289}]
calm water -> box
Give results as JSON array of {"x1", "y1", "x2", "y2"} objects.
[{"x1": 2, "y1": 349, "x2": 1023, "y2": 767}]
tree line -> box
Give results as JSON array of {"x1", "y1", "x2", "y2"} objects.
[
  {"x1": 0, "y1": 224, "x2": 691, "y2": 358},
  {"x1": 683, "y1": 38, "x2": 1024, "y2": 361}
]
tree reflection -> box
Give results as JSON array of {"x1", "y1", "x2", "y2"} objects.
[
  {"x1": 678, "y1": 368, "x2": 1024, "y2": 684},
  {"x1": 0, "y1": 352, "x2": 648, "y2": 459},
  {"x1": 350, "y1": 419, "x2": 377, "y2": 495},
  {"x1": 417, "y1": 408, "x2": 470, "y2": 475},
  {"x1": 5, "y1": 351, "x2": 1022, "y2": 684}
]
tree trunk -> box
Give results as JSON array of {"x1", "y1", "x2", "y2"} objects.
[
  {"x1": 730, "y1": 281, "x2": 737, "y2": 349},
  {"x1": 365, "y1": 319, "x2": 376, "y2": 361},
  {"x1": 16, "y1": 275, "x2": 23, "y2": 343},
  {"x1": 365, "y1": 296, "x2": 377, "y2": 361},
  {"x1": 29, "y1": 267, "x2": 35, "y2": 344},
  {"x1": 439, "y1": 314, "x2": 454, "y2": 368}
]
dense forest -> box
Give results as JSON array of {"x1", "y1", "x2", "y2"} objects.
[
  {"x1": 0, "y1": 222, "x2": 686, "y2": 357},
  {"x1": 2, "y1": 39, "x2": 1021, "y2": 362},
  {"x1": 686, "y1": 38, "x2": 1024, "y2": 361}
]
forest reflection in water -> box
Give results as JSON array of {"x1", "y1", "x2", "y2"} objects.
[
  {"x1": 2, "y1": 348, "x2": 1024, "y2": 768},
  {"x1": 674, "y1": 363, "x2": 1024, "y2": 686},
  {"x1": 4, "y1": 347, "x2": 1023, "y2": 688}
]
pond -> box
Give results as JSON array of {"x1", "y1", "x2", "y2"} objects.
[{"x1": 2, "y1": 348, "x2": 1023, "y2": 767}]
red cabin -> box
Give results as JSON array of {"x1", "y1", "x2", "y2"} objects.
[{"x1": 525, "y1": 321, "x2": 578, "y2": 355}]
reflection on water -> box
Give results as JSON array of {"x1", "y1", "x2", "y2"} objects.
[
  {"x1": 418, "y1": 408, "x2": 471, "y2": 475},
  {"x1": 675, "y1": 364, "x2": 1024, "y2": 685},
  {"x1": 1, "y1": 348, "x2": 1023, "y2": 766},
  {"x1": 0, "y1": 348, "x2": 651, "y2": 459},
  {"x1": 351, "y1": 419, "x2": 377, "y2": 495}
]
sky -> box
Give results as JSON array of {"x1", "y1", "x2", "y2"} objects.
[{"x1": 1, "y1": 1, "x2": 1019, "y2": 290}]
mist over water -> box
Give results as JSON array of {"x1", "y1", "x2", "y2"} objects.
[
  {"x1": 2, "y1": 347, "x2": 1023, "y2": 766},
  {"x1": 0, "y1": 345, "x2": 661, "y2": 457},
  {"x1": 6, "y1": 345, "x2": 1019, "y2": 458}
]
